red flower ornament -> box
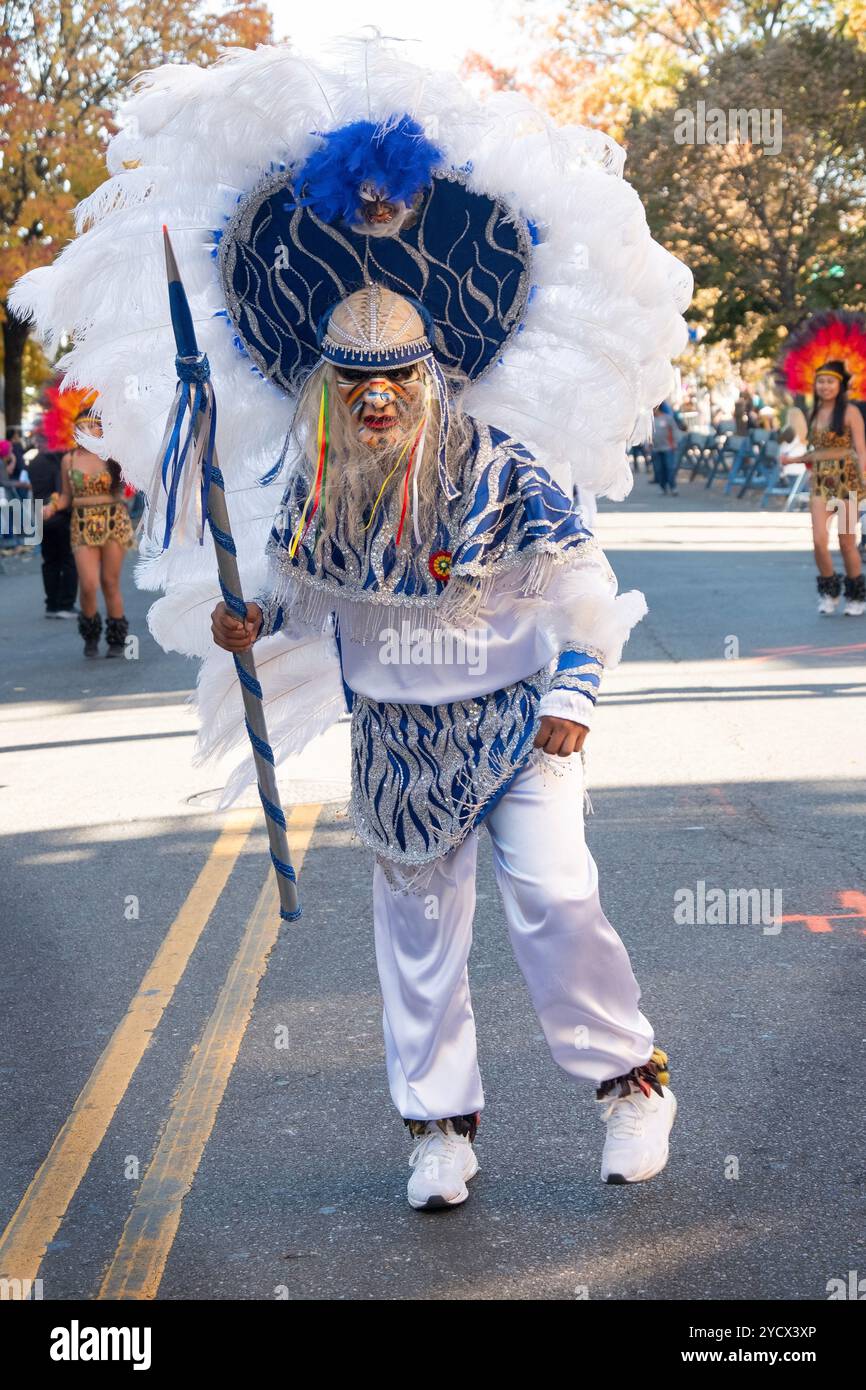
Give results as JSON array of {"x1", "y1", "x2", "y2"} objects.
[{"x1": 428, "y1": 549, "x2": 452, "y2": 583}]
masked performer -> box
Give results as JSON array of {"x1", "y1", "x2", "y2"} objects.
[
  {"x1": 778, "y1": 314, "x2": 866, "y2": 615},
  {"x1": 12, "y1": 39, "x2": 691, "y2": 1209}
]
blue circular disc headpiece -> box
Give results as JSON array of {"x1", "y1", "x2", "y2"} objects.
[{"x1": 217, "y1": 169, "x2": 532, "y2": 391}]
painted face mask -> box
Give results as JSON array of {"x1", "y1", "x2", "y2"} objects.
[
  {"x1": 316, "y1": 283, "x2": 460, "y2": 504},
  {"x1": 284, "y1": 285, "x2": 462, "y2": 559},
  {"x1": 335, "y1": 364, "x2": 425, "y2": 447}
]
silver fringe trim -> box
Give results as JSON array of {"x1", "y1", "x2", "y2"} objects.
[
  {"x1": 378, "y1": 853, "x2": 454, "y2": 896},
  {"x1": 265, "y1": 540, "x2": 604, "y2": 644},
  {"x1": 371, "y1": 739, "x2": 593, "y2": 893}
]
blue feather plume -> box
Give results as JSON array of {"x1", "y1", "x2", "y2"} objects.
[{"x1": 297, "y1": 116, "x2": 443, "y2": 224}]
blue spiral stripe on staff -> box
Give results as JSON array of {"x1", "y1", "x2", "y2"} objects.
[
  {"x1": 209, "y1": 466, "x2": 300, "y2": 921},
  {"x1": 158, "y1": 226, "x2": 301, "y2": 923}
]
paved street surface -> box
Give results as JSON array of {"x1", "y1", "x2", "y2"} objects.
[{"x1": 1, "y1": 472, "x2": 864, "y2": 1301}]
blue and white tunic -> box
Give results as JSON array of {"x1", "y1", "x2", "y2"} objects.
[{"x1": 256, "y1": 421, "x2": 631, "y2": 868}]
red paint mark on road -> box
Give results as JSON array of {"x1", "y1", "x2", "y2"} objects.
[
  {"x1": 751, "y1": 646, "x2": 814, "y2": 658},
  {"x1": 708, "y1": 786, "x2": 737, "y2": 817},
  {"x1": 808, "y1": 644, "x2": 866, "y2": 659},
  {"x1": 750, "y1": 643, "x2": 866, "y2": 661},
  {"x1": 778, "y1": 913, "x2": 834, "y2": 934},
  {"x1": 778, "y1": 890, "x2": 866, "y2": 935}
]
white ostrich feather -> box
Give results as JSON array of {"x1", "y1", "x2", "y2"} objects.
[
  {"x1": 193, "y1": 630, "x2": 346, "y2": 807},
  {"x1": 194, "y1": 629, "x2": 340, "y2": 760},
  {"x1": 146, "y1": 581, "x2": 224, "y2": 658},
  {"x1": 12, "y1": 35, "x2": 690, "y2": 504}
]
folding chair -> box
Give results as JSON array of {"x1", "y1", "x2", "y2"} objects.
[
  {"x1": 784, "y1": 468, "x2": 811, "y2": 510},
  {"x1": 758, "y1": 448, "x2": 810, "y2": 507},
  {"x1": 705, "y1": 431, "x2": 735, "y2": 488},
  {"x1": 722, "y1": 436, "x2": 755, "y2": 493},
  {"x1": 685, "y1": 432, "x2": 714, "y2": 482},
  {"x1": 739, "y1": 438, "x2": 779, "y2": 498}
]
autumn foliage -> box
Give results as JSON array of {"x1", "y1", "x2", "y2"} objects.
[
  {"x1": 465, "y1": 2, "x2": 866, "y2": 363},
  {"x1": 1, "y1": 1, "x2": 272, "y2": 425}
]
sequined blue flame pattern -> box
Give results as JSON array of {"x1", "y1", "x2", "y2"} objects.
[
  {"x1": 264, "y1": 424, "x2": 596, "y2": 639},
  {"x1": 350, "y1": 668, "x2": 552, "y2": 866}
]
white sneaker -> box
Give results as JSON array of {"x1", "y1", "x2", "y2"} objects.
[
  {"x1": 407, "y1": 1120, "x2": 479, "y2": 1210},
  {"x1": 817, "y1": 595, "x2": 839, "y2": 614},
  {"x1": 598, "y1": 1084, "x2": 677, "y2": 1184},
  {"x1": 843, "y1": 599, "x2": 866, "y2": 616}
]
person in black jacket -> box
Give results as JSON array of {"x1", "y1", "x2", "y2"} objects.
[
  {"x1": 30, "y1": 448, "x2": 78, "y2": 617},
  {"x1": 857, "y1": 401, "x2": 866, "y2": 559}
]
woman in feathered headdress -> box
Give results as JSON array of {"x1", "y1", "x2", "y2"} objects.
[
  {"x1": 779, "y1": 313, "x2": 866, "y2": 615},
  {"x1": 41, "y1": 386, "x2": 137, "y2": 656}
]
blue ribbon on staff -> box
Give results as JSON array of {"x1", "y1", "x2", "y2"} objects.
[
  {"x1": 157, "y1": 352, "x2": 216, "y2": 549},
  {"x1": 153, "y1": 271, "x2": 219, "y2": 549}
]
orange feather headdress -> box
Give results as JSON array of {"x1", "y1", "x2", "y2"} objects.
[
  {"x1": 777, "y1": 311, "x2": 866, "y2": 399},
  {"x1": 42, "y1": 384, "x2": 100, "y2": 452}
]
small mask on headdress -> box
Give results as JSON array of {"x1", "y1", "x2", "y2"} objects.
[
  {"x1": 297, "y1": 116, "x2": 441, "y2": 238},
  {"x1": 355, "y1": 181, "x2": 420, "y2": 237}
]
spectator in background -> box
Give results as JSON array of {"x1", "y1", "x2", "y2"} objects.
[
  {"x1": 29, "y1": 445, "x2": 79, "y2": 618},
  {"x1": 733, "y1": 393, "x2": 748, "y2": 434},
  {"x1": 651, "y1": 403, "x2": 679, "y2": 496},
  {"x1": 0, "y1": 436, "x2": 34, "y2": 554},
  {"x1": 5, "y1": 427, "x2": 25, "y2": 480},
  {"x1": 734, "y1": 390, "x2": 759, "y2": 434},
  {"x1": 660, "y1": 399, "x2": 687, "y2": 433}
]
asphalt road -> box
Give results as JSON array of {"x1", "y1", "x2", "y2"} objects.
[{"x1": 1, "y1": 472, "x2": 864, "y2": 1301}]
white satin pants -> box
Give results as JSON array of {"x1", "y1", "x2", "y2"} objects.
[{"x1": 372, "y1": 752, "x2": 655, "y2": 1122}]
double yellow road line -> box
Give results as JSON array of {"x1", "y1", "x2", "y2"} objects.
[{"x1": 0, "y1": 803, "x2": 321, "y2": 1299}]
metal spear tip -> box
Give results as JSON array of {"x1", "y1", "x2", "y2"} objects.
[
  {"x1": 162, "y1": 225, "x2": 181, "y2": 285},
  {"x1": 162, "y1": 225, "x2": 199, "y2": 357}
]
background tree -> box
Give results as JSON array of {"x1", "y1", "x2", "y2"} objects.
[
  {"x1": 624, "y1": 27, "x2": 866, "y2": 357},
  {"x1": 467, "y1": 2, "x2": 866, "y2": 372},
  {"x1": 1, "y1": 0, "x2": 272, "y2": 429},
  {"x1": 467, "y1": 1, "x2": 843, "y2": 139}
]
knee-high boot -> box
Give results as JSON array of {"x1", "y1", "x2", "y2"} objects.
[
  {"x1": 105, "y1": 614, "x2": 129, "y2": 659},
  {"x1": 77, "y1": 611, "x2": 102, "y2": 659}
]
